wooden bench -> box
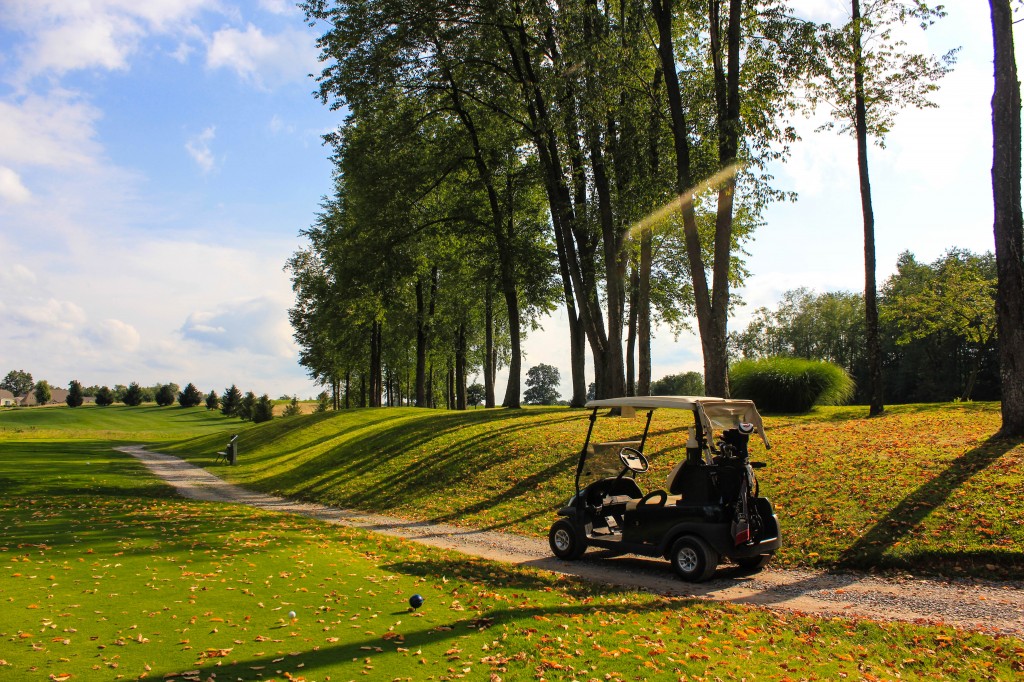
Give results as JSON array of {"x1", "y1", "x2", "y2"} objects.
[{"x1": 215, "y1": 434, "x2": 238, "y2": 465}]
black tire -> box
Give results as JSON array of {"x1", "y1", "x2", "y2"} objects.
[
  {"x1": 548, "y1": 519, "x2": 586, "y2": 560},
  {"x1": 669, "y1": 535, "x2": 718, "y2": 582},
  {"x1": 733, "y1": 552, "x2": 774, "y2": 573}
]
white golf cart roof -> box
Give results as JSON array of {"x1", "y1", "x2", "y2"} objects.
[{"x1": 585, "y1": 396, "x2": 770, "y2": 449}]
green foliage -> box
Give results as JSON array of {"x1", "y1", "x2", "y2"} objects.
[
  {"x1": 206, "y1": 389, "x2": 220, "y2": 411},
  {"x1": 1, "y1": 369, "x2": 33, "y2": 396},
  {"x1": 122, "y1": 382, "x2": 145, "y2": 407},
  {"x1": 154, "y1": 383, "x2": 176, "y2": 407},
  {"x1": 315, "y1": 391, "x2": 330, "y2": 413},
  {"x1": 221, "y1": 385, "x2": 241, "y2": 417},
  {"x1": 33, "y1": 380, "x2": 51, "y2": 405},
  {"x1": 238, "y1": 391, "x2": 256, "y2": 421},
  {"x1": 282, "y1": 396, "x2": 302, "y2": 417},
  {"x1": 523, "y1": 364, "x2": 561, "y2": 405},
  {"x1": 179, "y1": 382, "x2": 204, "y2": 408},
  {"x1": 466, "y1": 382, "x2": 485, "y2": 408},
  {"x1": 252, "y1": 394, "x2": 274, "y2": 423},
  {"x1": 66, "y1": 380, "x2": 84, "y2": 408},
  {"x1": 651, "y1": 372, "x2": 704, "y2": 397},
  {"x1": 730, "y1": 357, "x2": 855, "y2": 413},
  {"x1": 94, "y1": 386, "x2": 114, "y2": 406}
]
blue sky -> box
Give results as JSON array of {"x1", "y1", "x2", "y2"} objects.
[{"x1": 0, "y1": 1, "x2": 1014, "y2": 401}]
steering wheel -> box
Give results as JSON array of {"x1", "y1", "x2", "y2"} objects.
[
  {"x1": 619, "y1": 447, "x2": 649, "y2": 473},
  {"x1": 637, "y1": 489, "x2": 667, "y2": 507}
]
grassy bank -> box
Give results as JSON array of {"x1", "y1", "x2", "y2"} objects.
[
  {"x1": 159, "y1": 402, "x2": 1024, "y2": 579},
  {"x1": 2, "y1": 426, "x2": 1022, "y2": 680}
]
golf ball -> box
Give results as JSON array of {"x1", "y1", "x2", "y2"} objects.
[
  {"x1": 288, "y1": 611, "x2": 297, "y2": 619},
  {"x1": 408, "y1": 594, "x2": 424, "y2": 609}
]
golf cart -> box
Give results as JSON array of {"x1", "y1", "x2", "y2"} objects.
[{"x1": 548, "y1": 396, "x2": 780, "y2": 581}]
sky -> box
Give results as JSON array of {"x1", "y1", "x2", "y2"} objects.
[{"x1": 0, "y1": 1, "x2": 1015, "y2": 401}]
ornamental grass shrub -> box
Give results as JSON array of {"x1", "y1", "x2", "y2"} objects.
[{"x1": 730, "y1": 357, "x2": 855, "y2": 413}]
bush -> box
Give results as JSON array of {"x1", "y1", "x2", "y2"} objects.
[
  {"x1": 179, "y1": 383, "x2": 203, "y2": 408},
  {"x1": 123, "y1": 382, "x2": 145, "y2": 406},
  {"x1": 221, "y1": 385, "x2": 241, "y2": 416},
  {"x1": 651, "y1": 371, "x2": 704, "y2": 396},
  {"x1": 205, "y1": 390, "x2": 220, "y2": 410},
  {"x1": 729, "y1": 357, "x2": 855, "y2": 413},
  {"x1": 66, "y1": 380, "x2": 84, "y2": 407},
  {"x1": 95, "y1": 386, "x2": 114, "y2": 406},
  {"x1": 155, "y1": 384, "x2": 176, "y2": 407},
  {"x1": 253, "y1": 394, "x2": 274, "y2": 423},
  {"x1": 282, "y1": 396, "x2": 302, "y2": 417},
  {"x1": 315, "y1": 391, "x2": 330, "y2": 413}
]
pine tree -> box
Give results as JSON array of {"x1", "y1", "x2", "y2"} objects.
[{"x1": 66, "y1": 380, "x2": 84, "y2": 408}]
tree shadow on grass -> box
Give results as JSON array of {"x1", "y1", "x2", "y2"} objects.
[{"x1": 834, "y1": 434, "x2": 1023, "y2": 573}]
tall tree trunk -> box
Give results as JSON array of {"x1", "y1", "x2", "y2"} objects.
[
  {"x1": 990, "y1": 0, "x2": 1024, "y2": 435},
  {"x1": 626, "y1": 266, "x2": 639, "y2": 396},
  {"x1": 853, "y1": 0, "x2": 884, "y2": 416},
  {"x1": 344, "y1": 371, "x2": 350, "y2": 410},
  {"x1": 456, "y1": 323, "x2": 467, "y2": 410},
  {"x1": 484, "y1": 285, "x2": 496, "y2": 408},
  {"x1": 638, "y1": 226, "x2": 653, "y2": 395},
  {"x1": 653, "y1": 0, "x2": 740, "y2": 398}
]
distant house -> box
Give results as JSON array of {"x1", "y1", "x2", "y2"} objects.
[
  {"x1": 0, "y1": 389, "x2": 15, "y2": 406},
  {"x1": 18, "y1": 388, "x2": 70, "y2": 406}
]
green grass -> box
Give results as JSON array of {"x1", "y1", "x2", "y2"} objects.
[
  {"x1": 3, "y1": 433, "x2": 1023, "y2": 680},
  {"x1": 158, "y1": 402, "x2": 1024, "y2": 580},
  {"x1": 0, "y1": 404, "x2": 241, "y2": 444}
]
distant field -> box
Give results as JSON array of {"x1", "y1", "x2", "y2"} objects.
[
  {"x1": 2, "y1": 413, "x2": 1021, "y2": 680},
  {"x1": 160, "y1": 402, "x2": 1024, "y2": 580},
  {"x1": 0, "y1": 404, "x2": 240, "y2": 444}
]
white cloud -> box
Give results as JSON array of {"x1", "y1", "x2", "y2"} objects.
[
  {"x1": 259, "y1": 0, "x2": 298, "y2": 15},
  {"x1": 0, "y1": 166, "x2": 31, "y2": 204},
  {"x1": 186, "y1": 126, "x2": 217, "y2": 173},
  {"x1": 0, "y1": 91, "x2": 103, "y2": 169},
  {"x1": 180, "y1": 297, "x2": 296, "y2": 357},
  {"x1": 86, "y1": 318, "x2": 141, "y2": 353},
  {"x1": 206, "y1": 24, "x2": 318, "y2": 89}
]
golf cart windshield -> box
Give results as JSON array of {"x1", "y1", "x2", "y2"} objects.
[{"x1": 579, "y1": 440, "x2": 642, "y2": 491}]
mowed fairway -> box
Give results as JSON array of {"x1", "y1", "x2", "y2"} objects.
[
  {"x1": 162, "y1": 402, "x2": 1024, "y2": 580},
  {"x1": 2, "y1": 406, "x2": 1023, "y2": 680}
]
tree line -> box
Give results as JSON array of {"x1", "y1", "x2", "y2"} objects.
[
  {"x1": 730, "y1": 249, "x2": 999, "y2": 404},
  {"x1": 288, "y1": 1, "x2": 1022, "y2": 435}
]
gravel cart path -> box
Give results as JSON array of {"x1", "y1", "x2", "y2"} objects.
[{"x1": 117, "y1": 445, "x2": 1024, "y2": 639}]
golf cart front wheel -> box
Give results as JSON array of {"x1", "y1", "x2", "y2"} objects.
[
  {"x1": 549, "y1": 519, "x2": 586, "y2": 560},
  {"x1": 670, "y1": 535, "x2": 718, "y2": 582},
  {"x1": 734, "y1": 551, "x2": 774, "y2": 573}
]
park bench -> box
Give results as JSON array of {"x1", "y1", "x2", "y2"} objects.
[{"x1": 215, "y1": 434, "x2": 238, "y2": 465}]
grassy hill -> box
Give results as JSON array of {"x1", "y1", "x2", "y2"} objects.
[
  {"x1": 159, "y1": 402, "x2": 1024, "y2": 580},
  {"x1": 0, "y1": 403, "x2": 240, "y2": 443}
]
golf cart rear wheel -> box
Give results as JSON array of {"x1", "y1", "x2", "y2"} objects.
[
  {"x1": 549, "y1": 519, "x2": 586, "y2": 560},
  {"x1": 670, "y1": 535, "x2": 718, "y2": 582},
  {"x1": 734, "y1": 551, "x2": 774, "y2": 573}
]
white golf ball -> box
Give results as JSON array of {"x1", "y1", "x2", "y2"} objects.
[{"x1": 288, "y1": 611, "x2": 296, "y2": 619}]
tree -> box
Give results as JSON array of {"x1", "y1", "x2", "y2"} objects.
[
  {"x1": 812, "y1": 1, "x2": 955, "y2": 415},
  {"x1": 33, "y1": 380, "x2": 51, "y2": 405},
  {"x1": 238, "y1": 391, "x2": 256, "y2": 421},
  {"x1": 155, "y1": 384, "x2": 176, "y2": 407},
  {"x1": 1, "y1": 370, "x2": 33, "y2": 396},
  {"x1": 315, "y1": 391, "x2": 330, "y2": 413},
  {"x1": 466, "y1": 382, "x2": 485, "y2": 408},
  {"x1": 205, "y1": 390, "x2": 220, "y2": 411},
  {"x1": 178, "y1": 383, "x2": 203, "y2": 408},
  {"x1": 523, "y1": 364, "x2": 561, "y2": 405},
  {"x1": 990, "y1": 0, "x2": 1024, "y2": 435},
  {"x1": 883, "y1": 250, "x2": 997, "y2": 401},
  {"x1": 66, "y1": 380, "x2": 84, "y2": 408},
  {"x1": 123, "y1": 382, "x2": 144, "y2": 406},
  {"x1": 651, "y1": 372, "x2": 705, "y2": 397},
  {"x1": 221, "y1": 385, "x2": 241, "y2": 417},
  {"x1": 95, "y1": 386, "x2": 115, "y2": 406},
  {"x1": 252, "y1": 394, "x2": 274, "y2": 423},
  {"x1": 282, "y1": 396, "x2": 303, "y2": 417}
]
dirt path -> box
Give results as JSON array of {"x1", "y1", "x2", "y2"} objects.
[{"x1": 117, "y1": 445, "x2": 1024, "y2": 639}]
